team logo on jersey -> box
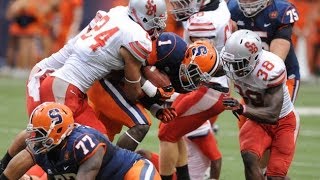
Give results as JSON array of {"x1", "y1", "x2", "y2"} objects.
[
  {"x1": 269, "y1": 11, "x2": 278, "y2": 19},
  {"x1": 244, "y1": 42, "x2": 258, "y2": 54},
  {"x1": 146, "y1": 0, "x2": 157, "y2": 16}
]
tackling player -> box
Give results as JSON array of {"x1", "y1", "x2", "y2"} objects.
[{"x1": 0, "y1": 0, "x2": 167, "y2": 173}]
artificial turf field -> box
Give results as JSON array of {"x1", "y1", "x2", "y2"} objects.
[{"x1": 0, "y1": 76, "x2": 319, "y2": 179}]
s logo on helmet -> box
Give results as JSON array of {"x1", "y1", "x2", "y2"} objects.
[
  {"x1": 244, "y1": 42, "x2": 258, "y2": 54},
  {"x1": 192, "y1": 45, "x2": 208, "y2": 56},
  {"x1": 146, "y1": 0, "x2": 157, "y2": 16}
]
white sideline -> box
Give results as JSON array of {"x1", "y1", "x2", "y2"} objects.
[{"x1": 296, "y1": 107, "x2": 320, "y2": 116}]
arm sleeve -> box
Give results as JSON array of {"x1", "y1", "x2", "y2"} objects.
[{"x1": 273, "y1": 24, "x2": 293, "y2": 41}]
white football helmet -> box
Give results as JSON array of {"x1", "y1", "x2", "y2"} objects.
[
  {"x1": 170, "y1": 0, "x2": 208, "y2": 21},
  {"x1": 128, "y1": 0, "x2": 167, "y2": 39},
  {"x1": 220, "y1": 29, "x2": 262, "y2": 80},
  {"x1": 237, "y1": 0, "x2": 269, "y2": 17}
]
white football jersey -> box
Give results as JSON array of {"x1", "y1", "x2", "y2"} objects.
[
  {"x1": 42, "y1": 7, "x2": 151, "y2": 93},
  {"x1": 234, "y1": 50, "x2": 294, "y2": 118},
  {"x1": 183, "y1": 0, "x2": 232, "y2": 52}
]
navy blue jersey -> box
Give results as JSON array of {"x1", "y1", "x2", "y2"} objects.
[
  {"x1": 228, "y1": 0, "x2": 300, "y2": 79},
  {"x1": 33, "y1": 124, "x2": 142, "y2": 180},
  {"x1": 155, "y1": 32, "x2": 188, "y2": 93}
]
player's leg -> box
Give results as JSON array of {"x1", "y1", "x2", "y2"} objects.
[
  {"x1": 124, "y1": 159, "x2": 161, "y2": 180},
  {"x1": 239, "y1": 120, "x2": 272, "y2": 180},
  {"x1": 175, "y1": 139, "x2": 190, "y2": 180},
  {"x1": 184, "y1": 136, "x2": 211, "y2": 180},
  {"x1": 189, "y1": 130, "x2": 222, "y2": 179},
  {"x1": 259, "y1": 78, "x2": 300, "y2": 176},
  {"x1": 266, "y1": 110, "x2": 299, "y2": 179},
  {"x1": 39, "y1": 76, "x2": 107, "y2": 134},
  {"x1": 88, "y1": 79, "x2": 151, "y2": 151}
]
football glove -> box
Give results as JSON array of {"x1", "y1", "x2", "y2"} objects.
[
  {"x1": 156, "y1": 107, "x2": 177, "y2": 123},
  {"x1": 155, "y1": 85, "x2": 175, "y2": 101},
  {"x1": 222, "y1": 96, "x2": 244, "y2": 115}
]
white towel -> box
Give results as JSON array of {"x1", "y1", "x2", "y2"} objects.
[{"x1": 27, "y1": 68, "x2": 55, "y2": 101}]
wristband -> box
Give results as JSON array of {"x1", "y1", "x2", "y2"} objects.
[
  {"x1": 141, "y1": 80, "x2": 157, "y2": 97},
  {"x1": 149, "y1": 104, "x2": 162, "y2": 117},
  {"x1": 124, "y1": 76, "x2": 141, "y2": 84}
]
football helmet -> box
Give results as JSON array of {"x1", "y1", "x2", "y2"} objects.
[
  {"x1": 237, "y1": 0, "x2": 269, "y2": 17},
  {"x1": 25, "y1": 102, "x2": 75, "y2": 154},
  {"x1": 179, "y1": 40, "x2": 220, "y2": 91},
  {"x1": 128, "y1": 0, "x2": 168, "y2": 39},
  {"x1": 220, "y1": 29, "x2": 262, "y2": 80},
  {"x1": 170, "y1": 0, "x2": 217, "y2": 21}
]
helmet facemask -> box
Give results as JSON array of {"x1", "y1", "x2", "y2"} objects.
[
  {"x1": 179, "y1": 63, "x2": 211, "y2": 91},
  {"x1": 221, "y1": 51, "x2": 256, "y2": 80},
  {"x1": 170, "y1": 0, "x2": 203, "y2": 21},
  {"x1": 144, "y1": 14, "x2": 168, "y2": 39},
  {"x1": 237, "y1": 0, "x2": 269, "y2": 17},
  {"x1": 179, "y1": 40, "x2": 220, "y2": 91}
]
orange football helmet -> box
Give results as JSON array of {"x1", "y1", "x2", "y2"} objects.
[
  {"x1": 179, "y1": 40, "x2": 220, "y2": 91},
  {"x1": 26, "y1": 102, "x2": 75, "y2": 154}
]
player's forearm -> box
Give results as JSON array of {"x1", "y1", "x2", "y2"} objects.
[
  {"x1": 3, "y1": 149, "x2": 35, "y2": 179},
  {"x1": 270, "y1": 38, "x2": 290, "y2": 61}
]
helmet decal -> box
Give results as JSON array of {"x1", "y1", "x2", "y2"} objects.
[{"x1": 146, "y1": 0, "x2": 157, "y2": 16}]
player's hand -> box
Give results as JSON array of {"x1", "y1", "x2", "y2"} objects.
[
  {"x1": 156, "y1": 107, "x2": 177, "y2": 123},
  {"x1": 155, "y1": 85, "x2": 175, "y2": 101},
  {"x1": 222, "y1": 96, "x2": 243, "y2": 114}
]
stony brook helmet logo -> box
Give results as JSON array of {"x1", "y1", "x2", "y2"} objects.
[
  {"x1": 244, "y1": 42, "x2": 258, "y2": 54},
  {"x1": 146, "y1": 0, "x2": 157, "y2": 16}
]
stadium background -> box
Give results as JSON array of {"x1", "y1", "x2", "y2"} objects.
[{"x1": 0, "y1": 0, "x2": 319, "y2": 179}]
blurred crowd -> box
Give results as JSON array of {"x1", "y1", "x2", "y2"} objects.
[{"x1": 0, "y1": 0, "x2": 319, "y2": 78}]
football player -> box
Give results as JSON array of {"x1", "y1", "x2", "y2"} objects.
[
  {"x1": 221, "y1": 29, "x2": 300, "y2": 180},
  {"x1": 0, "y1": 102, "x2": 161, "y2": 180},
  {"x1": 227, "y1": 0, "x2": 300, "y2": 125},
  {"x1": 158, "y1": 0, "x2": 233, "y2": 179},
  {"x1": 85, "y1": 32, "x2": 184, "y2": 151},
  {"x1": 228, "y1": 0, "x2": 301, "y2": 176},
  {"x1": 0, "y1": 0, "x2": 167, "y2": 173}
]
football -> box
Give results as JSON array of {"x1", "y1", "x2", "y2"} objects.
[{"x1": 142, "y1": 66, "x2": 171, "y2": 87}]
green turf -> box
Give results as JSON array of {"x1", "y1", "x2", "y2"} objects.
[{"x1": 0, "y1": 76, "x2": 319, "y2": 179}]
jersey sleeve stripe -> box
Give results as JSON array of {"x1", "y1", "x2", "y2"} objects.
[
  {"x1": 267, "y1": 70, "x2": 286, "y2": 87},
  {"x1": 188, "y1": 28, "x2": 216, "y2": 32},
  {"x1": 189, "y1": 22, "x2": 215, "y2": 27},
  {"x1": 188, "y1": 22, "x2": 216, "y2": 32},
  {"x1": 128, "y1": 41, "x2": 150, "y2": 60}
]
